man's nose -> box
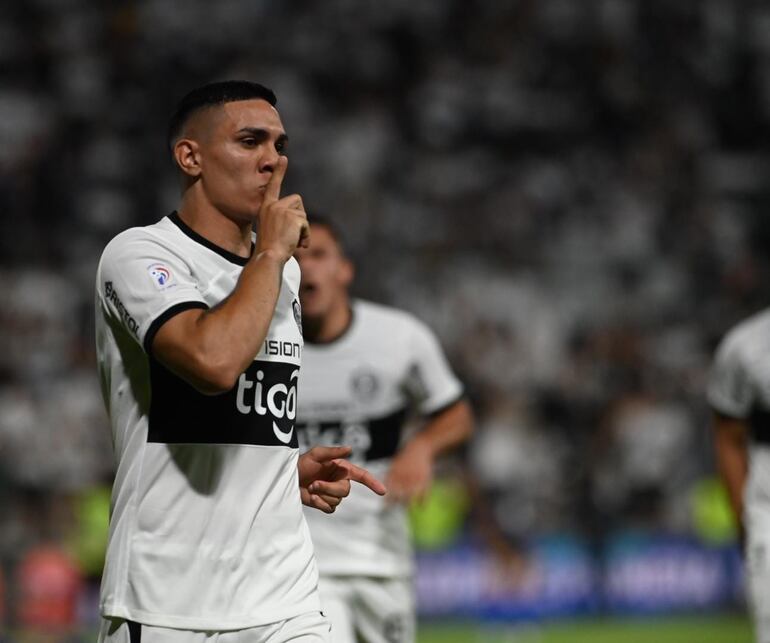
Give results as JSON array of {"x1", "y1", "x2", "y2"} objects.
[{"x1": 260, "y1": 147, "x2": 280, "y2": 173}]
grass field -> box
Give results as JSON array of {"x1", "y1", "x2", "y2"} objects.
[
  {"x1": 418, "y1": 614, "x2": 753, "y2": 643},
  {"x1": 20, "y1": 614, "x2": 753, "y2": 643}
]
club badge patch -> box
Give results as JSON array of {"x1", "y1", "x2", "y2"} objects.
[
  {"x1": 350, "y1": 369, "x2": 380, "y2": 402},
  {"x1": 292, "y1": 298, "x2": 303, "y2": 335},
  {"x1": 147, "y1": 263, "x2": 175, "y2": 290}
]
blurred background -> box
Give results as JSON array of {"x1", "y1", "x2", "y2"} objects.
[{"x1": 2, "y1": 0, "x2": 769, "y2": 641}]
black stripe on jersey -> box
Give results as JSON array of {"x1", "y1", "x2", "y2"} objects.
[
  {"x1": 148, "y1": 358, "x2": 299, "y2": 448},
  {"x1": 143, "y1": 301, "x2": 209, "y2": 355},
  {"x1": 169, "y1": 211, "x2": 255, "y2": 266},
  {"x1": 295, "y1": 407, "x2": 408, "y2": 461},
  {"x1": 749, "y1": 408, "x2": 770, "y2": 444}
]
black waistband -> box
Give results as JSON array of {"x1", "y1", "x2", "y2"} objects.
[{"x1": 127, "y1": 620, "x2": 141, "y2": 643}]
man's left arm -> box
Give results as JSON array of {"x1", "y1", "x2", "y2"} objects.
[
  {"x1": 386, "y1": 314, "x2": 475, "y2": 504},
  {"x1": 386, "y1": 399, "x2": 474, "y2": 504}
]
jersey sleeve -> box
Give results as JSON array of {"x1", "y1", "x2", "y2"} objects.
[
  {"x1": 707, "y1": 330, "x2": 754, "y2": 419},
  {"x1": 97, "y1": 231, "x2": 209, "y2": 354},
  {"x1": 403, "y1": 316, "x2": 464, "y2": 415}
]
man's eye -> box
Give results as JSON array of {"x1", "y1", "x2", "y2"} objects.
[
  {"x1": 276, "y1": 141, "x2": 286, "y2": 153},
  {"x1": 242, "y1": 138, "x2": 257, "y2": 147}
]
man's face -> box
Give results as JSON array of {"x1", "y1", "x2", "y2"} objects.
[
  {"x1": 189, "y1": 98, "x2": 288, "y2": 221},
  {"x1": 295, "y1": 225, "x2": 353, "y2": 321}
]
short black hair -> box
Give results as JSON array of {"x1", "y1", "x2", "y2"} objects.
[
  {"x1": 167, "y1": 80, "x2": 277, "y2": 155},
  {"x1": 308, "y1": 213, "x2": 347, "y2": 254}
]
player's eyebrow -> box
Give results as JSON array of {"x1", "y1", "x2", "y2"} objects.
[{"x1": 236, "y1": 127, "x2": 289, "y2": 147}]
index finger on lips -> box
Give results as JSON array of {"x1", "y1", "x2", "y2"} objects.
[
  {"x1": 334, "y1": 459, "x2": 387, "y2": 496},
  {"x1": 263, "y1": 155, "x2": 287, "y2": 205}
]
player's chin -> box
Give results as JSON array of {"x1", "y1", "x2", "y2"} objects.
[
  {"x1": 229, "y1": 201, "x2": 261, "y2": 222},
  {"x1": 299, "y1": 304, "x2": 325, "y2": 322},
  {"x1": 244, "y1": 194, "x2": 264, "y2": 217}
]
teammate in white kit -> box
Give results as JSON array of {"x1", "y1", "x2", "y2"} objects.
[
  {"x1": 94, "y1": 81, "x2": 385, "y2": 643},
  {"x1": 294, "y1": 218, "x2": 474, "y2": 643},
  {"x1": 709, "y1": 309, "x2": 770, "y2": 643}
]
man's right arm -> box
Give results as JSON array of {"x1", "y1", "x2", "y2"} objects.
[
  {"x1": 708, "y1": 327, "x2": 753, "y2": 547},
  {"x1": 152, "y1": 156, "x2": 308, "y2": 395},
  {"x1": 712, "y1": 411, "x2": 748, "y2": 542},
  {"x1": 151, "y1": 249, "x2": 287, "y2": 394}
]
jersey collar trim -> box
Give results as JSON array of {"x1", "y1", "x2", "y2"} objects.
[
  {"x1": 168, "y1": 211, "x2": 253, "y2": 266},
  {"x1": 304, "y1": 304, "x2": 356, "y2": 346}
]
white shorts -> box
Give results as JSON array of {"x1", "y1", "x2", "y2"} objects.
[
  {"x1": 317, "y1": 576, "x2": 414, "y2": 643},
  {"x1": 97, "y1": 612, "x2": 331, "y2": 643},
  {"x1": 747, "y1": 504, "x2": 770, "y2": 643}
]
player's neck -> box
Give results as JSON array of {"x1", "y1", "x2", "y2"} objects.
[
  {"x1": 304, "y1": 300, "x2": 352, "y2": 344},
  {"x1": 177, "y1": 192, "x2": 253, "y2": 259}
]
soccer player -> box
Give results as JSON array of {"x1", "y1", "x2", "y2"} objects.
[
  {"x1": 708, "y1": 310, "x2": 770, "y2": 643},
  {"x1": 293, "y1": 218, "x2": 474, "y2": 643},
  {"x1": 94, "y1": 81, "x2": 385, "y2": 643}
]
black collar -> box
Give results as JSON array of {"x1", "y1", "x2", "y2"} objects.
[{"x1": 169, "y1": 211, "x2": 254, "y2": 266}]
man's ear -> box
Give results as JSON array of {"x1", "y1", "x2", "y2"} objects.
[
  {"x1": 173, "y1": 139, "x2": 202, "y2": 178},
  {"x1": 339, "y1": 257, "x2": 355, "y2": 287}
]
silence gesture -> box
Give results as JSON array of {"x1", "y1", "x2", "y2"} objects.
[{"x1": 258, "y1": 155, "x2": 310, "y2": 261}]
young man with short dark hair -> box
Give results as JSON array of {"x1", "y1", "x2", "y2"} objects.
[{"x1": 94, "y1": 81, "x2": 385, "y2": 643}]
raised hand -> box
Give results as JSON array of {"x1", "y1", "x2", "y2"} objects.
[
  {"x1": 258, "y1": 156, "x2": 310, "y2": 262},
  {"x1": 298, "y1": 446, "x2": 387, "y2": 513}
]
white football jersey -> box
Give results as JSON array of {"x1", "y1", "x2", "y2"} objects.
[
  {"x1": 296, "y1": 300, "x2": 463, "y2": 578},
  {"x1": 708, "y1": 308, "x2": 770, "y2": 512},
  {"x1": 95, "y1": 213, "x2": 319, "y2": 630}
]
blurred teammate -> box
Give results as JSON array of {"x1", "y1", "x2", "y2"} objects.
[
  {"x1": 709, "y1": 310, "x2": 770, "y2": 643},
  {"x1": 94, "y1": 81, "x2": 385, "y2": 643},
  {"x1": 294, "y1": 218, "x2": 474, "y2": 643}
]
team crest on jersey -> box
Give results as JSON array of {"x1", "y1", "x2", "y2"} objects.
[
  {"x1": 292, "y1": 298, "x2": 302, "y2": 335},
  {"x1": 147, "y1": 263, "x2": 174, "y2": 290},
  {"x1": 350, "y1": 368, "x2": 380, "y2": 402}
]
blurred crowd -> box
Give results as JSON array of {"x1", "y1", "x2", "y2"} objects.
[{"x1": 2, "y1": 0, "x2": 770, "y2": 635}]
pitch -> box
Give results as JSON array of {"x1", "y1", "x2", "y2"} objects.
[{"x1": 418, "y1": 614, "x2": 751, "y2": 643}]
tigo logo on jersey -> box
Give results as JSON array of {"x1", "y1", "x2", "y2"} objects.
[
  {"x1": 236, "y1": 367, "x2": 298, "y2": 445},
  {"x1": 147, "y1": 263, "x2": 175, "y2": 290}
]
